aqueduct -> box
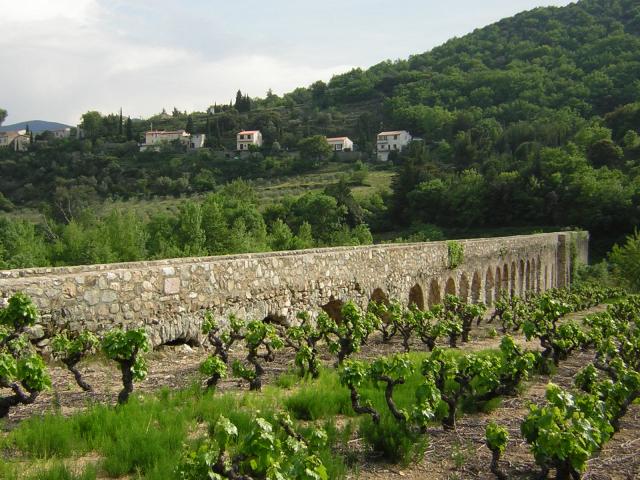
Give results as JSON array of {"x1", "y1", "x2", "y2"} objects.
[{"x1": 0, "y1": 232, "x2": 588, "y2": 346}]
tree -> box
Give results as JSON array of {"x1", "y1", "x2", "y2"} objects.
[
  {"x1": 609, "y1": 229, "x2": 640, "y2": 292},
  {"x1": 185, "y1": 115, "x2": 194, "y2": 134},
  {"x1": 0, "y1": 108, "x2": 6, "y2": 126},
  {"x1": 298, "y1": 135, "x2": 332, "y2": 168},
  {"x1": 125, "y1": 116, "x2": 133, "y2": 141},
  {"x1": 587, "y1": 139, "x2": 624, "y2": 169},
  {"x1": 80, "y1": 111, "x2": 103, "y2": 140}
]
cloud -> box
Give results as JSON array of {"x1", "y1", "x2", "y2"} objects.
[
  {"x1": 0, "y1": 0, "x2": 98, "y2": 24},
  {"x1": 0, "y1": 0, "x2": 574, "y2": 125}
]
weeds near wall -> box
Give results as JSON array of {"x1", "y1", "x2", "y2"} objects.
[{"x1": 447, "y1": 241, "x2": 464, "y2": 269}]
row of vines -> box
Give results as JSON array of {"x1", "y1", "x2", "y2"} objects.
[{"x1": 0, "y1": 284, "x2": 635, "y2": 479}]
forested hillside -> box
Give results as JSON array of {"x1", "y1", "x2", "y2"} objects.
[{"x1": 1, "y1": 0, "x2": 640, "y2": 268}]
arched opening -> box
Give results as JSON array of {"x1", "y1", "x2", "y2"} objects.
[
  {"x1": 525, "y1": 260, "x2": 531, "y2": 293},
  {"x1": 263, "y1": 313, "x2": 288, "y2": 327},
  {"x1": 471, "y1": 271, "x2": 481, "y2": 304},
  {"x1": 510, "y1": 261, "x2": 517, "y2": 297},
  {"x1": 428, "y1": 279, "x2": 441, "y2": 307},
  {"x1": 321, "y1": 297, "x2": 345, "y2": 323},
  {"x1": 370, "y1": 288, "x2": 390, "y2": 306},
  {"x1": 445, "y1": 277, "x2": 456, "y2": 297},
  {"x1": 459, "y1": 273, "x2": 470, "y2": 302},
  {"x1": 519, "y1": 260, "x2": 525, "y2": 296},
  {"x1": 484, "y1": 267, "x2": 494, "y2": 306},
  {"x1": 535, "y1": 257, "x2": 542, "y2": 292},
  {"x1": 408, "y1": 284, "x2": 425, "y2": 310},
  {"x1": 502, "y1": 264, "x2": 509, "y2": 294},
  {"x1": 495, "y1": 267, "x2": 502, "y2": 302}
]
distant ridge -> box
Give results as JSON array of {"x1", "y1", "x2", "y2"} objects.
[{"x1": 0, "y1": 120, "x2": 72, "y2": 133}]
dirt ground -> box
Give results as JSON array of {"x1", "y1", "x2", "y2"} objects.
[{"x1": 3, "y1": 305, "x2": 639, "y2": 480}]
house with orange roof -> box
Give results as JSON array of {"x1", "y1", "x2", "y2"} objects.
[
  {"x1": 237, "y1": 130, "x2": 262, "y2": 151},
  {"x1": 376, "y1": 130, "x2": 412, "y2": 161},
  {"x1": 327, "y1": 136, "x2": 353, "y2": 152}
]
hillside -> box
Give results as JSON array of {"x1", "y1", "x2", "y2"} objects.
[
  {"x1": 143, "y1": 0, "x2": 640, "y2": 149},
  {"x1": 1, "y1": 0, "x2": 640, "y2": 268},
  {"x1": 0, "y1": 120, "x2": 72, "y2": 133}
]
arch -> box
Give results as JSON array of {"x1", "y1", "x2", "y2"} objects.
[
  {"x1": 428, "y1": 279, "x2": 441, "y2": 307},
  {"x1": 445, "y1": 277, "x2": 456, "y2": 297},
  {"x1": 519, "y1": 260, "x2": 525, "y2": 296},
  {"x1": 484, "y1": 267, "x2": 494, "y2": 306},
  {"x1": 535, "y1": 257, "x2": 542, "y2": 292},
  {"x1": 459, "y1": 273, "x2": 470, "y2": 302},
  {"x1": 408, "y1": 284, "x2": 425, "y2": 310},
  {"x1": 510, "y1": 261, "x2": 517, "y2": 297},
  {"x1": 495, "y1": 266, "x2": 502, "y2": 302},
  {"x1": 321, "y1": 297, "x2": 345, "y2": 323},
  {"x1": 502, "y1": 264, "x2": 509, "y2": 293},
  {"x1": 471, "y1": 271, "x2": 481, "y2": 304},
  {"x1": 525, "y1": 260, "x2": 531, "y2": 293},
  {"x1": 370, "y1": 287, "x2": 390, "y2": 306},
  {"x1": 263, "y1": 313, "x2": 288, "y2": 326}
]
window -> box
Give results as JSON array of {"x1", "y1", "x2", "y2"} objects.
[
  {"x1": 393, "y1": 144, "x2": 397, "y2": 150},
  {"x1": 335, "y1": 144, "x2": 342, "y2": 151},
  {"x1": 394, "y1": 135, "x2": 398, "y2": 140}
]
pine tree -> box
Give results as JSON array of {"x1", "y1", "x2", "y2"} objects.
[
  {"x1": 118, "y1": 108, "x2": 123, "y2": 136},
  {"x1": 25, "y1": 124, "x2": 30, "y2": 134},
  {"x1": 185, "y1": 115, "x2": 194, "y2": 134}
]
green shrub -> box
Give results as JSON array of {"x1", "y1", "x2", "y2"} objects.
[{"x1": 359, "y1": 413, "x2": 428, "y2": 464}]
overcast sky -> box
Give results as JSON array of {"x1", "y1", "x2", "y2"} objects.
[{"x1": 0, "y1": 0, "x2": 573, "y2": 125}]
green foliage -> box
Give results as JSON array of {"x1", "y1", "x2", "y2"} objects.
[
  {"x1": 0, "y1": 293, "x2": 50, "y2": 417},
  {"x1": 608, "y1": 229, "x2": 640, "y2": 292},
  {"x1": 176, "y1": 415, "x2": 329, "y2": 480},
  {"x1": 101, "y1": 328, "x2": 150, "y2": 403},
  {"x1": 0, "y1": 291, "x2": 39, "y2": 329},
  {"x1": 51, "y1": 331, "x2": 99, "y2": 359},
  {"x1": 320, "y1": 302, "x2": 379, "y2": 364},
  {"x1": 447, "y1": 241, "x2": 464, "y2": 269},
  {"x1": 485, "y1": 422, "x2": 508, "y2": 455},
  {"x1": 521, "y1": 384, "x2": 613, "y2": 479}
]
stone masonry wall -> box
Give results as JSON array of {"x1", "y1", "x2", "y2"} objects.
[{"x1": 0, "y1": 232, "x2": 587, "y2": 346}]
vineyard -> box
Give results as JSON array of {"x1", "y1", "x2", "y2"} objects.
[{"x1": 1, "y1": 284, "x2": 639, "y2": 479}]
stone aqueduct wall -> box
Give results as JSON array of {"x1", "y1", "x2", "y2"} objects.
[{"x1": 0, "y1": 232, "x2": 589, "y2": 346}]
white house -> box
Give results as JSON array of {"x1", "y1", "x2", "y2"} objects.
[
  {"x1": 0, "y1": 130, "x2": 30, "y2": 152},
  {"x1": 51, "y1": 128, "x2": 72, "y2": 139},
  {"x1": 189, "y1": 133, "x2": 206, "y2": 150},
  {"x1": 376, "y1": 130, "x2": 412, "y2": 161},
  {"x1": 140, "y1": 130, "x2": 205, "y2": 152},
  {"x1": 327, "y1": 136, "x2": 353, "y2": 152},
  {"x1": 237, "y1": 130, "x2": 262, "y2": 151}
]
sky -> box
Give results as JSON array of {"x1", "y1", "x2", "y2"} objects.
[{"x1": 0, "y1": 0, "x2": 573, "y2": 126}]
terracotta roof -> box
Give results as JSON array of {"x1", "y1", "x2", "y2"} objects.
[
  {"x1": 238, "y1": 130, "x2": 259, "y2": 135},
  {"x1": 378, "y1": 131, "x2": 405, "y2": 136},
  {"x1": 327, "y1": 137, "x2": 350, "y2": 141}
]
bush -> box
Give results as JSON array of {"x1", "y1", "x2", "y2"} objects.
[{"x1": 359, "y1": 413, "x2": 428, "y2": 464}]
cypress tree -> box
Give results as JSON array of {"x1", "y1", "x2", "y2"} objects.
[
  {"x1": 185, "y1": 115, "x2": 194, "y2": 134},
  {"x1": 126, "y1": 117, "x2": 133, "y2": 141}
]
